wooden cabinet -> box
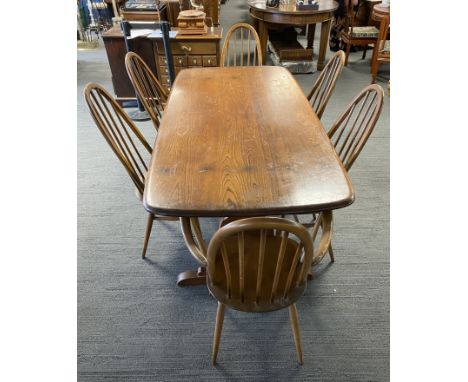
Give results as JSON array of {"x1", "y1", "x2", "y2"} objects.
[
  {"x1": 102, "y1": 26, "x2": 222, "y2": 102},
  {"x1": 102, "y1": 26, "x2": 157, "y2": 101}
]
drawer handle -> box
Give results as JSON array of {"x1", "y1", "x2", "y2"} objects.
[
  {"x1": 193, "y1": 58, "x2": 197, "y2": 64},
  {"x1": 178, "y1": 58, "x2": 183, "y2": 64},
  {"x1": 181, "y1": 45, "x2": 192, "y2": 53},
  {"x1": 207, "y1": 59, "x2": 212, "y2": 65}
]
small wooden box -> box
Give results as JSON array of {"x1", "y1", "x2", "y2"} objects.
[
  {"x1": 120, "y1": 0, "x2": 167, "y2": 21},
  {"x1": 177, "y1": 10, "x2": 207, "y2": 35}
]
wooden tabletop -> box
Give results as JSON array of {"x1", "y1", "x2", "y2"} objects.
[
  {"x1": 144, "y1": 66, "x2": 354, "y2": 217},
  {"x1": 247, "y1": 0, "x2": 338, "y2": 15}
]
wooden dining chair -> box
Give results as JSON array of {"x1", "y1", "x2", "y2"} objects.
[
  {"x1": 370, "y1": 16, "x2": 390, "y2": 84},
  {"x1": 125, "y1": 52, "x2": 168, "y2": 131},
  {"x1": 311, "y1": 84, "x2": 385, "y2": 265},
  {"x1": 328, "y1": 84, "x2": 384, "y2": 170},
  {"x1": 340, "y1": 0, "x2": 379, "y2": 66},
  {"x1": 220, "y1": 23, "x2": 263, "y2": 67},
  {"x1": 83, "y1": 82, "x2": 177, "y2": 259},
  {"x1": 307, "y1": 50, "x2": 345, "y2": 119},
  {"x1": 206, "y1": 217, "x2": 314, "y2": 365}
]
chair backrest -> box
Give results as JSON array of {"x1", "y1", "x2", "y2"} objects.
[
  {"x1": 343, "y1": 0, "x2": 360, "y2": 32},
  {"x1": 206, "y1": 217, "x2": 313, "y2": 312},
  {"x1": 328, "y1": 84, "x2": 384, "y2": 171},
  {"x1": 83, "y1": 82, "x2": 153, "y2": 196},
  {"x1": 125, "y1": 52, "x2": 168, "y2": 131},
  {"x1": 307, "y1": 50, "x2": 345, "y2": 119},
  {"x1": 220, "y1": 23, "x2": 263, "y2": 67}
]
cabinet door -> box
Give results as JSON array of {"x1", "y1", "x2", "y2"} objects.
[{"x1": 103, "y1": 34, "x2": 157, "y2": 99}]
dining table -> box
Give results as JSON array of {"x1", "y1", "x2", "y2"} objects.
[
  {"x1": 247, "y1": 0, "x2": 339, "y2": 70},
  {"x1": 143, "y1": 65, "x2": 355, "y2": 285}
]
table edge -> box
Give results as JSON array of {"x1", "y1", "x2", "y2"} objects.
[
  {"x1": 247, "y1": 0, "x2": 338, "y2": 15},
  {"x1": 143, "y1": 193, "x2": 355, "y2": 217}
]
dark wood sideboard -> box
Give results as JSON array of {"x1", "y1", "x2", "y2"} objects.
[{"x1": 102, "y1": 26, "x2": 222, "y2": 102}]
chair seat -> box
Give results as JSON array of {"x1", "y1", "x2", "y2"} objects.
[
  {"x1": 349, "y1": 26, "x2": 379, "y2": 38},
  {"x1": 208, "y1": 231, "x2": 306, "y2": 313}
]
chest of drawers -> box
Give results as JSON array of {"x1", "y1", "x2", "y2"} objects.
[
  {"x1": 152, "y1": 27, "x2": 223, "y2": 94},
  {"x1": 102, "y1": 26, "x2": 222, "y2": 102}
]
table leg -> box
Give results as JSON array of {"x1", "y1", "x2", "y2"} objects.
[
  {"x1": 306, "y1": 24, "x2": 316, "y2": 51},
  {"x1": 318, "y1": 18, "x2": 332, "y2": 70},
  {"x1": 252, "y1": 17, "x2": 259, "y2": 31},
  {"x1": 176, "y1": 217, "x2": 208, "y2": 286},
  {"x1": 258, "y1": 20, "x2": 269, "y2": 64},
  {"x1": 176, "y1": 266, "x2": 207, "y2": 286}
]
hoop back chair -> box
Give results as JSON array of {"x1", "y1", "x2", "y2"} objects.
[
  {"x1": 206, "y1": 217, "x2": 314, "y2": 365},
  {"x1": 307, "y1": 50, "x2": 345, "y2": 119},
  {"x1": 340, "y1": 0, "x2": 379, "y2": 66},
  {"x1": 311, "y1": 84, "x2": 384, "y2": 265},
  {"x1": 328, "y1": 84, "x2": 384, "y2": 170},
  {"x1": 84, "y1": 82, "x2": 176, "y2": 259},
  {"x1": 220, "y1": 23, "x2": 263, "y2": 67},
  {"x1": 125, "y1": 52, "x2": 168, "y2": 131}
]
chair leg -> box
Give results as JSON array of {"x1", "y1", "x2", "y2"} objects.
[
  {"x1": 328, "y1": 243, "x2": 335, "y2": 263},
  {"x1": 362, "y1": 45, "x2": 367, "y2": 60},
  {"x1": 211, "y1": 302, "x2": 225, "y2": 365},
  {"x1": 345, "y1": 43, "x2": 351, "y2": 66},
  {"x1": 288, "y1": 304, "x2": 304, "y2": 365},
  {"x1": 142, "y1": 212, "x2": 154, "y2": 259}
]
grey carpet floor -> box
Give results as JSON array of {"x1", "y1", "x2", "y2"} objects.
[{"x1": 78, "y1": 1, "x2": 389, "y2": 380}]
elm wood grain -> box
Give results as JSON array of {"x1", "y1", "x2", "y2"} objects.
[
  {"x1": 370, "y1": 4, "x2": 390, "y2": 83},
  {"x1": 143, "y1": 66, "x2": 354, "y2": 218},
  {"x1": 207, "y1": 217, "x2": 313, "y2": 364},
  {"x1": 247, "y1": 0, "x2": 338, "y2": 70}
]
